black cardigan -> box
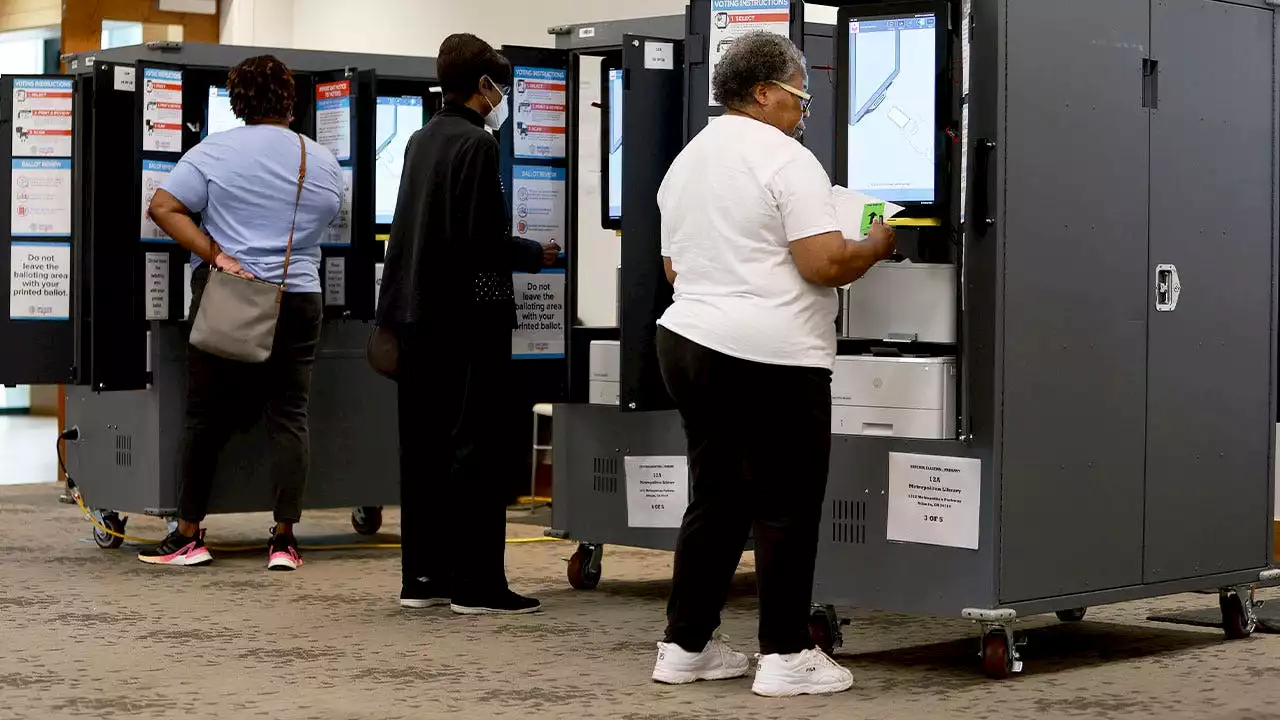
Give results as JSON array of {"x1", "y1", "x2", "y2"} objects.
[{"x1": 375, "y1": 103, "x2": 544, "y2": 334}]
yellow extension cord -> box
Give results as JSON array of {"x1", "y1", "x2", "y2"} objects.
[{"x1": 70, "y1": 489, "x2": 562, "y2": 553}]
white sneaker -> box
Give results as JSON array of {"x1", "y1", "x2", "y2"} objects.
[
  {"x1": 752, "y1": 648, "x2": 854, "y2": 697},
  {"x1": 651, "y1": 637, "x2": 751, "y2": 685}
]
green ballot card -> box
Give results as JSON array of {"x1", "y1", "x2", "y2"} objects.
[{"x1": 860, "y1": 202, "x2": 886, "y2": 237}]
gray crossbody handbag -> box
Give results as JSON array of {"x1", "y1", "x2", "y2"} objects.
[{"x1": 189, "y1": 132, "x2": 307, "y2": 363}]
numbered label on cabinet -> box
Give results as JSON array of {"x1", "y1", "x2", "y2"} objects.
[
  {"x1": 625, "y1": 456, "x2": 689, "y2": 528},
  {"x1": 887, "y1": 452, "x2": 981, "y2": 550}
]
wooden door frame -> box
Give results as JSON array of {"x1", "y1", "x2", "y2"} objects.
[{"x1": 61, "y1": 0, "x2": 219, "y2": 57}]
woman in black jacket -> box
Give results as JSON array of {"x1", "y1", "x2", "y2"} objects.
[{"x1": 376, "y1": 33, "x2": 558, "y2": 615}]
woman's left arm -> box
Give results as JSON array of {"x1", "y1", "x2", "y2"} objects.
[
  {"x1": 148, "y1": 190, "x2": 216, "y2": 263},
  {"x1": 151, "y1": 147, "x2": 254, "y2": 278}
]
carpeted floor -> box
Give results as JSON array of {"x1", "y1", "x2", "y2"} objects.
[{"x1": 1, "y1": 482, "x2": 1278, "y2": 720}]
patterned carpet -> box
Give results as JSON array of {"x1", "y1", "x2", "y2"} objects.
[{"x1": 1, "y1": 482, "x2": 1278, "y2": 720}]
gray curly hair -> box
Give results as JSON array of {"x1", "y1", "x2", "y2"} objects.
[{"x1": 711, "y1": 31, "x2": 806, "y2": 108}]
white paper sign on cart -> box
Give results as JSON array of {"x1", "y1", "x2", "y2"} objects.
[
  {"x1": 625, "y1": 456, "x2": 690, "y2": 528},
  {"x1": 887, "y1": 452, "x2": 981, "y2": 550}
]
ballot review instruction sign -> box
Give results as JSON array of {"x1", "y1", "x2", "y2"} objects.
[
  {"x1": 9, "y1": 241, "x2": 71, "y2": 321},
  {"x1": 886, "y1": 452, "x2": 981, "y2": 550},
  {"x1": 142, "y1": 67, "x2": 183, "y2": 152},
  {"x1": 708, "y1": 0, "x2": 791, "y2": 108},
  {"x1": 511, "y1": 268, "x2": 565, "y2": 359},
  {"x1": 12, "y1": 78, "x2": 73, "y2": 157},
  {"x1": 10, "y1": 158, "x2": 71, "y2": 237},
  {"x1": 512, "y1": 67, "x2": 568, "y2": 159},
  {"x1": 625, "y1": 456, "x2": 690, "y2": 528},
  {"x1": 511, "y1": 165, "x2": 565, "y2": 246},
  {"x1": 140, "y1": 159, "x2": 176, "y2": 242},
  {"x1": 316, "y1": 80, "x2": 352, "y2": 162}
]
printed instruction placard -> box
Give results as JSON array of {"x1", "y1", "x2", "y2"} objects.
[
  {"x1": 144, "y1": 252, "x2": 170, "y2": 321},
  {"x1": 625, "y1": 456, "x2": 690, "y2": 528},
  {"x1": 11, "y1": 158, "x2": 71, "y2": 237},
  {"x1": 709, "y1": 0, "x2": 791, "y2": 107},
  {"x1": 513, "y1": 67, "x2": 568, "y2": 159},
  {"x1": 887, "y1": 452, "x2": 981, "y2": 550},
  {"x1": 140, "y1": 159, "x2": 176, "y2": 242},
  {"x1": 12, "y1": 78, "x2": 73, "y2": 157},
  {"x1": 511, "y1": 269, "x2": 565, "y2": 359},
  {"x1": 316, "y1": 80, "x2": 351, "y2": 162},
  {"x1": 325, "y1": 165, "x2": 353, "y2": 246},
  {"x1": 142, "y1": 67, "x2": 183, "y2": 152},
  {"x1": 9, "y1": 241, "x2": 71, "y2": 321},
  {"x1": 511, "y1": 165, "x2": 565, "y2": 246},
  {"x1": 324, "y1": 256, "x2": 346, "y2": 307}
]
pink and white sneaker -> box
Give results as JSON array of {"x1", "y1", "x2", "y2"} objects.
[
  {"x1": 267, "y1": 529, "x2": 302, "y2": 571},
  {"x1": 138, "y1": 529, "x2": 213, "y2": 566}
]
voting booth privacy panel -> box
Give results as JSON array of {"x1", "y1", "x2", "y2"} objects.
[
  {"x1": 0, "y1": 77, "x2": 77, "y2": 386},
  {"x1": 549, "y1": 0, "x2": 1279, "y2": 656},
  {"x1": 0, "y1": 43, "x2": 444, "y2": 526}
]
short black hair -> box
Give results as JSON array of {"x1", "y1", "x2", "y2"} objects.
[
  {"x1": 711, "y1": 31, "x2": 806, "y2": 108},
  {"x1": 227, "y1": 55, "x2": 296, "y2": 123},
  {"x1": 438, "y1": 33, "x2": 512, "y2": 101}
]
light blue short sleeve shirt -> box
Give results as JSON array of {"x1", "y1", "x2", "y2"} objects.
[{"x1": 161, "y1": 124, "x2": 344, "y2": 293}]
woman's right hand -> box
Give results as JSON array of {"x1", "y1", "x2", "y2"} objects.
[
  {"x1": 867, "y1": 219, "x2": 897, "y2": 261},
  {"x1": 213, "y1": 250, "x2": 254, "y2": 279}
]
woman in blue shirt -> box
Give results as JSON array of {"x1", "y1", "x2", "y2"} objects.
[{"x1": 140, "y1": 55, "x2": 344, "y2": 571}]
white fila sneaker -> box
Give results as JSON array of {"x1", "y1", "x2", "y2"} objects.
[
  {"x1": 651, "y1": 637, "x2": 751, "y2": 685},
  {"x1": 752, "y1": 648, "x2": 854, "y2": 697}
]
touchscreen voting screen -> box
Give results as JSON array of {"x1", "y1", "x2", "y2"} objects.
[
  {"x1": 607, "y1": 69, "x2": 624, "y2": 222},
  {"x1": 846, "y1": 13, "x2": 936, "y2": 203},
  {"x1": 205, "y1": 86, "x2": 244, "y2": 136},
  {"x1": 375, "y1": 96, "x2": 426, "y2": 225}
]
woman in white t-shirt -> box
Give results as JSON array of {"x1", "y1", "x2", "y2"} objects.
[{"x1": 649, "y1": 31, "x2": 895, "y2": 698}]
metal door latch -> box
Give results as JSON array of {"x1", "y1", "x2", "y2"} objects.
[{"x1": 1155, "y1": 264, "x2": 1180, "y2": 312}]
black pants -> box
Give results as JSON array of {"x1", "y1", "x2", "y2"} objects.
[
  {"x1": 176, "y1": 266, "x2": 323, "y2": 524},
  {"x1": 657, "y1": 327, "x2": 832, "y2": 656},
  {"x1": 397, "y1": 324, "x2": 516, "y2": 599}
]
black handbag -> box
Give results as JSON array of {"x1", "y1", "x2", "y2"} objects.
[{"x1": 366, "y1": 325, "x2": 399, "y2": 380}]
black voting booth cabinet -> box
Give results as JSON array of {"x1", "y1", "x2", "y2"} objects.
[
  {"x1": 0, "y1": 43, "x2": 445, "y2": 542},
  {"x1": 549, "y1": 1, "x2": 1280, "y2": 679}
]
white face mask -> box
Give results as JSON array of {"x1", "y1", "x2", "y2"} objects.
[{"x1": 482, "y1": 77, "x2": 509, "y2": 130}]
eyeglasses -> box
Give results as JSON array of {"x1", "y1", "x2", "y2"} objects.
[{"x1": 771, "y1": 80, "x2": 813, "y2": 114}]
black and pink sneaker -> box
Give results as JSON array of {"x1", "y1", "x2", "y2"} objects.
[
  {"x1": 267, "y1": 528, "x2": 302, "y2": 571},
  {"x1": 138, "y1": 529, "x2": 213, "y2": 566}
]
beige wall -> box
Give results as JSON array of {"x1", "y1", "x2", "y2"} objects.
[{"x1": 28, "y1": 385, "x2": 58, "y2": 416}]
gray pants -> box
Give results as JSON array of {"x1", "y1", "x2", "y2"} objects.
[{"x1": 176, "y1": 266, "x2": 323, "y2": 524}]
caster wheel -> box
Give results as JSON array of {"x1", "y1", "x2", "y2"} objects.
[
  {"x1": 351, "y1": 506, "x2": 383, "y2": 536},
  {"x1": 94, "y1": 513, "x2": 125, "y2": 550},
  {"x1": 808, "y1": 610, "x2": 837, "y2": 655},
  {"x1": 1055, "y1": 607, "x2": 1087, "y2": 623},
  {"x1": 1221, "y1": 592, "x2": 1255, "y2": 640},
  {"x1": 981, "y1": 632, "x2": 1014, "y2": 680},
  {"x1": 567, "y1": 546, "x2": 601, "y2": 590}
]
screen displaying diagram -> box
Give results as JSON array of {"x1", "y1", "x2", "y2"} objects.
[
  {"x1": 205, "y1": 86, "x2": 244, "y2": 137},
  {"x1": 607, "y1": 69, "x2": 623, "y2": 222},
  {"x1": 846, "y1": 13, "x2": 936, "y2": 203},
  {"x1": 375, "y1": 95, "x2": 425, "y2": 225}
]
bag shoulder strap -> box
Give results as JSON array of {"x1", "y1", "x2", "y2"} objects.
[{"x1": 277, "y1": 132, "x2": 308, "y2": 301}]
